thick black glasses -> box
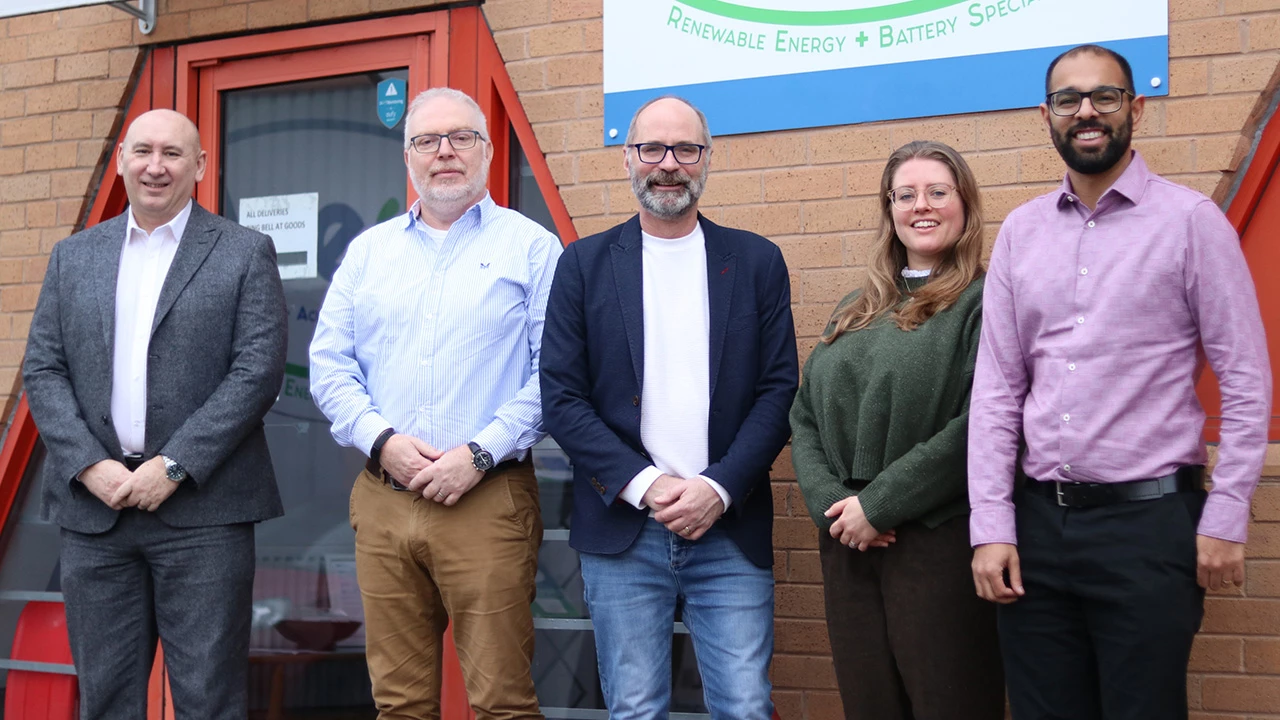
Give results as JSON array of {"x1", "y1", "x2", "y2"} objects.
[
  {"x1": 1045, "y1": 87, "x2": 1132, "y2": 116},
  {"x1": 408, "y1": 130, "x2": 486, "y2": 154},
  {"x1": 629, "y1": 143, "x2": 706, "y2": 165}
]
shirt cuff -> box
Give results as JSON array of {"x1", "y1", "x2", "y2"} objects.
[
  {"x1": 968, "y1": 505, "x2": 1018, "y2": 547},
  {"x1": 697, "y1": 475, "x2": 732, "y2": 511},
  {"x1": 619, "y1": 465, "x2": 664, "y2": 509},
  {"x1": 353, "y1": 414, "x2": 393, "y2": 457},
  {"x1": 1197, "y1": 492, "x2": 1252, "y2": 544},
  {"x1": 471, "y1": 423, "x2": 518, "y2": 465}
]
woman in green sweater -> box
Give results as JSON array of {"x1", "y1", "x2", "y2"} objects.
[{"x1": 790, "y1": 140, "x2": 1004, "y2": 719}]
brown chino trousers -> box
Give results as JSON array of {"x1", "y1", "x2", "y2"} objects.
[{"x1": 349, "y1": 462, "x2": 543, "y2": 720}]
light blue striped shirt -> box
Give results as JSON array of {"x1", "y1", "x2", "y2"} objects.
[{"x1": 309, "y1": 194, "x2": 562, "y2": 463}]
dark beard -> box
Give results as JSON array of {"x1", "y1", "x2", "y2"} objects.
[{"x1": 1051, "y1": 113, "x2": 1133, "y2": 175}]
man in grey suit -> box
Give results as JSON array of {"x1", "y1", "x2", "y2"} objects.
[{"x1": 22, "y1": 109, "x2": 288, "y2": 719}]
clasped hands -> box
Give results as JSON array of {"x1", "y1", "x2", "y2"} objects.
[
  {"x1": 81, "y1": 457, "x2": 178, "y2": 513},
  {"x1": 382, "y1": 434, "x2": 484, "y2": 506},
  {"x1": 825, "y1": 496, "x2": 896, "y2": 551},
  {"x1": 643, "y1": 474, "x2": 725, "y2": 541}
]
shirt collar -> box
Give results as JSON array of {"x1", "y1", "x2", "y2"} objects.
[
  {"x1": 1055, "y1": 150, "x2": 1151, "y2": 209},
  {"x1": 404, "y1": 192, "x2": 495, "y2": 232},
  {"x1": 126, "y1": 198, "x2": 193, "y2": 244}
]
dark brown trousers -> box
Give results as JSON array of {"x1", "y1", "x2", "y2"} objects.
[{"x1": 818, "y1": 514, "x2": 1005, "y2": 720}]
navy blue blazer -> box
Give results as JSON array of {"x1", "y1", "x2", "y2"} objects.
[{"x1": 540, "y1": 214, "x2": 798, "y2": 568}]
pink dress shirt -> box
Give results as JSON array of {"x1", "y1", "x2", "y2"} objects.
[{"x1": 969, "y1": 152, "x2": 1271, "y2": 546}]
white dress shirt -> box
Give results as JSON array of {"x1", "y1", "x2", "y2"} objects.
[
  {"x1": 618, "y1": 225, "x2": 732, "y2": 511},
  {"x1": 112, "y1": 200, "x2": 191, "y2": 454}
]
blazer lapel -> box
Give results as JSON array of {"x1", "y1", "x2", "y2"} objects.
[
  {"x1": 151, "y1": 204, "x2": 219, "y2": 336},
  {"x1": 91, "y1": 215, "x2": 128, "y2": 354},
  {"x1": 701, "y1": 215, "x2": 736, "y2": 400},
  {"x1": 610, "y1": 216, "x2": 645, "y2": 391}
]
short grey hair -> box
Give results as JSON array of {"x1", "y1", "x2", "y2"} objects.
[
  {"x1": 624, "y1": 95, "x2": 713, "y2": 148},
  {"x1": 403, "y1": 87, "x2": 490, "y2": 149}
]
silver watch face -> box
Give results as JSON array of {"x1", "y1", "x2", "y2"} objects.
[{"x1": 164, "y1": 457, "x2": 185, "y2": 481}]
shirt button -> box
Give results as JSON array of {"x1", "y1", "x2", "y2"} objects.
[
  {"x1": 417, "y1": 405, "x2": 427, "y2": 413},
  {"x1": 1087, "y1": 220, "x2": 1096, "y2": 228},
  {"x1": 1077, "y1": 316, "x2": 1085, "y2": 324},
  {"x1": 1062, "y1": 414, "x2": 1070, "y2": 422},
  {"x1": 1068, "y1": 363, "x2": 1076, "y2": 371},
  {"x1": 1063, "y1": 464, "x2": 1072, "y2": 472},
  {"x1": 1080, "y1": 268, "x2": 1088, "y2": 275},
  {"x1": 419, "y1": 359, "x2": 428, "y2": 366},
  {"x1": 1067, "y1": 196, "x2": 1075, "y2": 202}
]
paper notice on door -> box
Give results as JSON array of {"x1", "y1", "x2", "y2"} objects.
[{"x1": 239, "y1": 193, "x2": 319, "y2": 280}]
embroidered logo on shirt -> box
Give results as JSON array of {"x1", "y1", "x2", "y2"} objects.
[{"x1": 480, "y1": 262, "x2": 490, "y2": 269}]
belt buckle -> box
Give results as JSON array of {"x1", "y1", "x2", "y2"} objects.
[{"x1": 1055, "y1": 481, "x2": 1068, "y2": 507}]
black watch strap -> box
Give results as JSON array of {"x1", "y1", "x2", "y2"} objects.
[{"x1": 370, "y1": 428, "x2": 395, "y2": 465}]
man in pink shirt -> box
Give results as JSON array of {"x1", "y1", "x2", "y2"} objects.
[{"x1": 968, "y1": 45, "x2": 1271, "y2": 719}]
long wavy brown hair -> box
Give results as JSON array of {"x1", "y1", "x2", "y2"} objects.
[{"x1": 822, "y1": 140, "x2": 985, "y2": 343}]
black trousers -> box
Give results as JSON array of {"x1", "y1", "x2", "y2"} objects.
[
  {"x1": 819, "y1": 515, "x2": 1005, "y2": 720},
  {"x1": 60, "y1": 509, "x2": 256, "y2": 720},
  {"x1": 999, "y1": 486, "x2": 1207, "y2": 720}
]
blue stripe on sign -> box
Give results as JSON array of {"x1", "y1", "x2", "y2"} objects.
[{"x1": 603, "y1": 35, "x2": 1168, "y2": 144}]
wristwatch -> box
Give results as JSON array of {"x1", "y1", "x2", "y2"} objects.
[
  {"x1": 468, "y1": 442, "x2": 495, "y2": 472},
  {"x1": 162, "y1": 455, "x2": 187, "y2": 483},
  {"x1": 370, "y1": 428, "x2": 396, "y2": 465}
]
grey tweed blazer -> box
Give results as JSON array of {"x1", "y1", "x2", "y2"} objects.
[{"x1": 23, "y1": 203, "x2": 288, "y2": 534}]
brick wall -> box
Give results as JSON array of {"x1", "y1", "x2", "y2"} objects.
[
  {"x1": 0, "y1": 0, "x2": 453, "y2": 422},
  {"x1": 2, "y1": 0, "x2": 1280, "y2": 716},
  {"x1": 482, "y1": 0, "x2": 1280, "y2": 718}
]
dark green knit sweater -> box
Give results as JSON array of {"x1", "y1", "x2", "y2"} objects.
[{"x1": 790, "y1": 274, "x2": 984, "y2": 533}]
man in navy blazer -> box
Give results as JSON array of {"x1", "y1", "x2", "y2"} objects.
[{"x1": 540, "y1": 96, "x2": 798, "y2": 720}]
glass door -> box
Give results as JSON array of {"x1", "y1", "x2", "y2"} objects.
[{"x1": 198, "y1": 38, "x2": 422, "y2": 720}]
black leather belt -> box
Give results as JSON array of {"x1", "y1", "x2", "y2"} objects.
[
  {"x1": 123, "y1": 454, "x2": 145, "y2": 472},
  {"x1": 1026, "y1": 465, "x2": 1205, "y2": 508},
  {"x1": 365, "y1": 456, "x2": 528, "y2": 492}
]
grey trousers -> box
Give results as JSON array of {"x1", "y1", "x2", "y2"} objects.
[{"x1": 60, "y1": 509, "x2": 255, "y2": 720}]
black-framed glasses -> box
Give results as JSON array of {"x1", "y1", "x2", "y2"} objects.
[
  {"x1": 888, "y1": 183, "x2": 956, "y2": 211},
  {"x1": 408, "y1": 130, "x2": 487, "y2": 154},
  {"x1": 628, "y1": 143, "x2": 706, "y2": 165},
  {"x1": 1045, "y1": 86, "x2": 1132, "y2": 116}
]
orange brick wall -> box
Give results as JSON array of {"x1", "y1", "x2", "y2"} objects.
[
  {"x1": 481, "y1": 0, "x2": 1280, "y2": 717},
  {"x1": 2, "y1": 0, "x2": 1280, "y2": 717}
]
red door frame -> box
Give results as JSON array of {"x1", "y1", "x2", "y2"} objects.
[
  {"x1": 0, "y1": 6, "x2": 575, "y2": 720},
  {"x1": 1196, "y1": 107, "x2": 1280, "y2": 442}
]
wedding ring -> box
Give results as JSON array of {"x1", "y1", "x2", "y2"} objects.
[{"x1": 682, "y1": 526, "x2": 692, "y2": 535}]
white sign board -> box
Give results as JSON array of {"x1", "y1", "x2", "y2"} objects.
[
  {"x1": 239, "y1": 193, "x2": 320, "y2": 281},
  {"x1": 603, "y1": 0, "x2": 1169, "y2": 142}
]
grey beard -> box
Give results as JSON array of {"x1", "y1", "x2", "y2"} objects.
[{"x1": 632, "y1": 168, "x2": 706, "y2": 219}]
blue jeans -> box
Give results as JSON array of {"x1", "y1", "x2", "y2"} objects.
[{"x1": 580, "y1": 518, "x2": 775, "y2": 720}]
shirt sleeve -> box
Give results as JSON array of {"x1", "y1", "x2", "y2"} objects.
[
  {"x1": 618, "y1": 465, "x2": 664, "y2": 509},
  {"x1": 1185, "y1": 200, "x2": 1272, "y2": 543},
  {"x1": 968, "y1": 220, "x2": 1030, "y2": 547},
  {"x1": 472, "y1": 231, "x2": 565, "y2": 462},
  {"x1": 308, "y1": 234, "x2": 392, "y2": 456}
]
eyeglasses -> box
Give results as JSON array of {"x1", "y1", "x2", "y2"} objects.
[
  {"x1": 408, "y1": 130, "x2": 486, "y2": 154},
  {"x1": 628, "y1": 143, "x2": 706, "y2": 165},
  {"x1": 887, "y1": 183, "x2": 956, "y2": 211},
  {"x1": 1045, "y1": 86, "x2": 1132, "y2": 116}
]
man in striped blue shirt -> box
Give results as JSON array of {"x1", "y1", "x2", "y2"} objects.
[{"x1": 309, "y1": 87, "x2": 561, "y2": 720}]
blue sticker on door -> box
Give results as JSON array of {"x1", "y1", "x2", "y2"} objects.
[{"x1": 377, "y1": 78, "x2": 407, "y2": 129}]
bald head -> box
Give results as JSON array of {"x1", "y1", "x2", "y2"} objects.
[
  {"x1": 117, "y1": 109, "x2": 206, "y2": 233},
  {"x1": 124, "y1": 109, "x2": 202, "y2": 155},
  {"x1": 625, "y1": 96, "x2": 712, "y2": 148}
]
